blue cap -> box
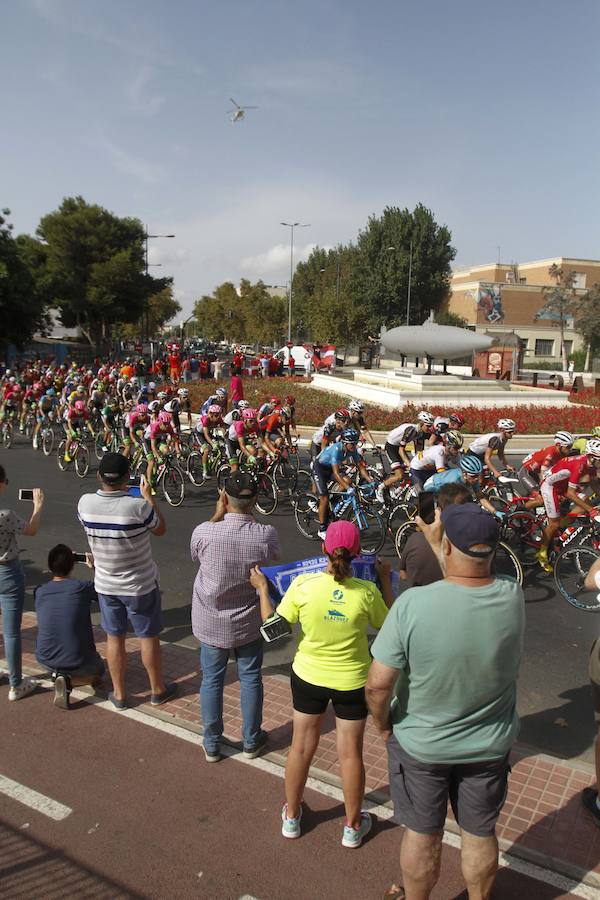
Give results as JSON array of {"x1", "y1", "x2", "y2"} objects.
[{"x1": 441, "y1": 504, "x2": 499, "y2": 558}]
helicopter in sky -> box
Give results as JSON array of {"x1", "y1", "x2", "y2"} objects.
[{"x1": 228, "y1": 98, "x2": 258, "y2": 123}]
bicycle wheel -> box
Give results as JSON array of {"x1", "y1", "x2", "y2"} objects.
[
  {"x1": 75, "y1": 445, "x2": 90, "y2": 477},
  {"x1": 2, "y1": 423, "x2": 13, "y2": 449},
  {"x1": 42, "y1": 427, "x2": 54, "y2": 456},
  {"x1": 94, "y1": 433, "x2": 106, "y2": 460},
  {"x1": 162, "y1": 464, "x2": 185, "y2": 506},
  {"x1": 347, "y1": 505, "x2": 385, "y2": 553},
  {"x1": 187, "y1": 451, "x2": 207, "y2": 486},
  {"x1": 554, "y1": 545, "x2": 600, "y2": 611},
  {"x1": 395, "y1": 520, "x2": 418, "y2": 560},
  {"x1": 216, "y1": 463, "x2": 232, "y2": 491},
  {"x1": 503, "y1": 510, "x2": 541, "y2": 568},
  {"x1": 293, "y1": 496, "x2": 322, "y2": 540},
  {"x1": 255, "y1": 472, "x2": 278, "y2": 516},
  {"x1": 57, "y1": 439, "x2": 72, "y2": 471},
  {"x1": 273, "y1": 458, "x2": 297, "y2": 495},
  {"x1": 493, "y1": 541, "x2": 523, "y2": 585},
  {"x1": 24, "y1": 415, "x2": 34, "y2": 439},
  {"x1": 290, "y1": 469, "x2": 314, "y2": 506}
]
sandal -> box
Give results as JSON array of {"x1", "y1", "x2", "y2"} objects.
[{"x1": 383, "y1": 886, "x2": 406, "y2": 899}]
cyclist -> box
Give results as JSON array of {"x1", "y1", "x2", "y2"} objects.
[
  {"x1": 198, "y1": 404, "x2": 226, "y2": 479},
  {"x1": 90, "y1": 380, "x2": 108, "y2": 414},
  {"x1": 519, "y1": 431, "x2": 574, "y2": 510},
  {"x1": 375, "y1": 422, "x2": 419, "y2": 503},
  {"x1": 261, "y1": 405, "x2": 292, "y2": 456},
  {"x1": 178, "y1": 388, "x2": 192, "y2": 428},
  {"x1": 572, "y1": 427, "x2": 600, "y2": 455},
  {"x1": 413, "y1": 411, "x2": 435, "y2": 451},
  {"x1": 146, "y1": 400, "x2": 182, "y2": 485},
  {"x1": 422, "y1": 453, "x2": 501, "y2": 516},
  {"x1": 312, "y1": 427, "x2": 372, "y2": 539},
  {"x1": 258, "y1": 395, "x2": 281, "y2": 423},
  {"x1": 20, "y1": 381, "x2": 42, "y2": 432},
  {"x1": 222, "y1": 399, "x2": 249, "y2": 428},
  {"x1": 124, "y1": 402, "x2": 150, "y2": 459},
  {"x1": 201, "y1": 386, "x2": 227, "y2": 416},
  {"x1": 283, "y1": 395, "x2": 298, "y2": 436},
  {"x1": 467, "y1": 418, "x2": 516, "y2": 477},
  {"x1": 449, "y1": 411, "x2": 466, "y2": 431},
  {"x1": 64, "y1": 399, "x2": 94, "y2": 463},
  {"x1": 0, "y1": 382, "x2": 23, "y2": 424},
  {"x1": 347, "y1": 400, "x2": 376, "y2": 447},
  {"x1": 310, "y1": 409, "x2": 349, "y2": 459},
  {"x1": 32, "y1": 389, "x2": 57, "y2": 451},
  {"x1": 536, "y1": 439, "x2": 600, "y2": 572},
  {"x1": 409, "y1": 430, "x2": 464, "y2": 490},
  {"x1": 163, "y1": 397, "x2": 182, "y2": 434},
  {"x1": 100, "y1": 397, "x2": 121, "y2": 451},
  {"x1": 226, "y1": 408, "x2": 264, "y2": 471}
]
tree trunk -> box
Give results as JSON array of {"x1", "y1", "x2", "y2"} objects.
[{"x1": 560, "y1": 316, "x2": 568, "y2": 371}]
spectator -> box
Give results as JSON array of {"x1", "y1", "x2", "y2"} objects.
[
  {"x1": 169, "y1": 349, "x2": 181, "y2": 384},
  {"x1": 230, "y1": 370, "x2": 244, "y2": 407},
  {"x1": 213, "y1": 357, "x2": 224, "y2": 381},
  {"x1": 288, "y1": 353, "x2": 296, "y2": 377},
  {"x1": 366, "y1": 504, "x2": 524, "y2": 900},
  {"x1": 77, "y1": 453, "x2": 178, "y2": 710},
  {"x1": 189, "y1": 355, "x2": 200, "y2": 381},
  {"x1": 304, "y1": 352, "x2": 313, "y2": 377},
  {"x1": 398, "y1": 483, "x2": 471, "y2": 587},
  {"x1": 200, "y1": 355, "x2": 210, "y2": 381},
  {"x1": 0, "y1": 468, "x2": 44, "y2": 701},
  {"x1": 582, "y1": 557, "x2": 600, "y2": 824},
  {"x1": 260, "y1": 354, "x2": 270, "y2": 378},
  {"x1": 34, "y1": 544, "x2": 105, "y2": 710},
  {"x1": 190, "y1": 472, "x2": 281, "y2": 762},
  {"x1": 250, "y1": 520, "x2": 393, "y2": 847},
  {"x1": 181, "y1": 356, "x2": 191, "y2": 383}
]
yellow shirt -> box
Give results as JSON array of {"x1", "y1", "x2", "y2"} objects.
[{"x1": 277, "y1": 571, "x2": 388, "y2": 691}]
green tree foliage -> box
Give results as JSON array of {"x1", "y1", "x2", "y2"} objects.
[
  {"x1": 36, "y1": 196, "x2": 169, "y2": 348},
  {"x1": 574, "y1": 281, "x2": 600, "y2": 369},
  {"x1": 293, "y1": 204, "x2": 455, "y2": 344},
  {"x1": 193, "y1": 280, "x2": 287, "y2": 346},
  {"x1": 435, "y1": 310, "x2": 468, "y2": 328},
  {"x1": 118, "y1": 286, "x2": 181, "y2": 341},
  {"x1": 536, "y1": 265, "x2": 579, "y2": 370},
  {"x1": 0, "y1": 209, "x2": 50, "y2": 350}
]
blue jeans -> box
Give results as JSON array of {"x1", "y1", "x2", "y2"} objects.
[
  {"x1": 0, "y1": 559, "x2": 25, "y2": 688},
  {"x1": 199, "y1": 638, "x2": 264, "y2": 752}
]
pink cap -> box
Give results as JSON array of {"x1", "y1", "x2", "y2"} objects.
[{"x1": 323, "y1": 520, "x2": 361, "y2": 557}]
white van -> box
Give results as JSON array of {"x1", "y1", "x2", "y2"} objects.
[{"x1": 276, "y1": 344, "x2": 313, "y2": 367}]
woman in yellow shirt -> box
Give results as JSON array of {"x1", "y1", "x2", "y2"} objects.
[{"x1": 250, "y1": 520, "x2": 394, "y2": 849}]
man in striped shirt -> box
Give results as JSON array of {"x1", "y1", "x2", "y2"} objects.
[{"x1": 77, "y1": 453, "x2": 178, "y2": 710}]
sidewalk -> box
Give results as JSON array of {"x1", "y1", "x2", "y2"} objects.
[{"x1": 5, "y1": 612, "x2": 600, "y2": 891}]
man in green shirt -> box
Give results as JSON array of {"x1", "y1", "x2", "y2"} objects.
[{"x1": 366, "y1": 503, "x2": 524, "y2": 900}]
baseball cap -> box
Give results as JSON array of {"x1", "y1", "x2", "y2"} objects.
[
  {"x1": 441, "y1": 504, "x2": 499, "y2": 558},
  {"x1": 98, "y1": 452, "x2": 130, "y2": 484},
  {"x1": 224, "y1": 471, "x2": 257, "y2": 498},
  {"x1": 323, "y1": 520, "x2": 361, "y2": 557}
]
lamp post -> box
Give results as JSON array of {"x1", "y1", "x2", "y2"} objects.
[
  {"x1": 144, "y1": 226, "x2": 175, "y2": 341},
  {"x1": 281, "y1": 221, "x2": 310, "y2": 342},
  {"x1": 387, "y1": 242, "x2": 413, "y2": 325}
]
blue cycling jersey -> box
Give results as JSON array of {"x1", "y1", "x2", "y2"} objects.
[
  {"x1": 422, "y1": 467, "x2": 464, "y2": 492},
  {"x1": 316, "y1": 443, "x2": 359, "y2": 468}
]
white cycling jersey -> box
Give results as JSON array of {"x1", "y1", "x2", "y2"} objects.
[
  {"x1": 387, "y1": 422, "x2": 417, "y2": 447},
  {"x1": 468, "y1": 432, "x2": 504, "y2": 457},
  {"x1": 410, "y1": 444, "x2": 446, "y2": 472}
]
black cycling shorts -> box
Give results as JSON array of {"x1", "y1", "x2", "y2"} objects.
[
  {"x1": 290, "y1": 669, "x2": 368, "y2": 720},
  {"x1": 311, "y1": 460, "x2": 330, "y2": 496},
  {"x1": 385, "y1": 441, "x2": 404, "y2": 470}
]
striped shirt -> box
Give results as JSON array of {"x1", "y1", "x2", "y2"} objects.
[
  {"x1": 77, "y1": 491, "x2": 159, "y2": 596},
  {"x1": 191, "y1": 513, "x2": 281, "y2": 648}
]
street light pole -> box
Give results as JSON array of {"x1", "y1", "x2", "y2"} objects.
[
  {"x1": 144, "y1": 225, "x2": 175, "y2": 342},
  {"x1": 406, "y1": 239, "x2": 413, "y2": 326},
  {"x1": 281, "y1": 221, "x2": 310, "y2": 343}
]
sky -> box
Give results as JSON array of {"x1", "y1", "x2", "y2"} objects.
[{"x1": 3, "y1": 0, "x2": 600, "y2": 320}]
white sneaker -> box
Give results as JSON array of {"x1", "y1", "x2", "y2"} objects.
[
  {"x1": 342, "y1": 811, "x2": 372, "y2": 848},
  {"x1": 32, "y1": 439, "x2": 38, "y2": 450},
  {"x1": 317, "y1": 528, "x2": 327, "y2": 540},
  {"x1": 8, "y1": 676, "x2": 38, "y2": 701}
]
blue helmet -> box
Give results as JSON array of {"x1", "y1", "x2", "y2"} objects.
[
  {"x1": 460, "y1": 454, "x2": 483, "y2": 476},
  {"x1": 46, "y1": 387, "x2": 56, "y2": 397},
  {"x1": 342, "y1": 428, "x2": 360, "y2": 443}
]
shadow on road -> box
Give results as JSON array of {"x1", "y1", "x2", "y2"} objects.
[{"x1": 518, "y1": 685, "x2": 595, "y2": 760}]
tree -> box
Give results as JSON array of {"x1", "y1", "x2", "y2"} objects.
[
  {"x1": 36, "y1": 196, "x2": 169, "y2": 348},
  {"x1": 0, "y1": 208, "x2": 50, "y2": 351},
  {"x1": 536, "y1": 265, "x2": 579, "y2": 370},
  {"x1": 574, "y1": 282, "x2": 600, "y2": 371},
  {"x1": 118, "y1": 286, "x2": 181, "y2": 341},
  {"x1": 240, "y1": 280, "x2": 286, "y2": 345},
  {"x1": 435, "y1": 310, "x2": 468, "y2": 328},
  {"x1": 193, "y1": 281, "x2": 242, "y2": 342}
]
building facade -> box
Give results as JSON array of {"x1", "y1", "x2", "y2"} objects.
[{"x1": 447, "y1": 257, "x2": 600, "y2": 365}]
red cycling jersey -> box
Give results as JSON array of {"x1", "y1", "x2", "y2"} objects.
[
  {"x1": 522, "y1": 445, "x2": 563, "y2": 474},
  {"x1": 544, "y1": 454, "x2": 590, "y2": 494}
]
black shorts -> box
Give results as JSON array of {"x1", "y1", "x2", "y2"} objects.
[
  {"x1": 226, "y1": 437, "x2": 240, "y2": 459},
  {"x1": 311, "y1": 460, "x2": 330, "y2": 497},
  {"x1": 518, "y1": 465, "x2": 540, "y2": 495},
  {"x1": 310, "y1": 441, "x2": 321, "y2": 459},
  {"x1": 290, "y1": 668, "x2": 368, "y2": 720},
  {"x1": 385, "y1": 441, "x2": 404, "y2": 470},
  {"x1": 387, "y1": 736, "x2": 510, "y2": 837}
]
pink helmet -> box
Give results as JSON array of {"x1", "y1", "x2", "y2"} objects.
[
  {"x1": 74, "y1": 400, "x2": 87, "y2": 412},
  {"x1": 208, "y1": 404, "x2": 221, "y2": 414},
  {"x1": 158, "y1": 410, "x2": 171, "y2": 423},
  {"x1": 33, "y1": 381, "x2": 43, "y2": 391},
  {"x1": 242, "y1": 408, "x2": 257, "y2": 420},
  {"x1": 136, "y1": 403, "x2": 148, "y2": 413}
]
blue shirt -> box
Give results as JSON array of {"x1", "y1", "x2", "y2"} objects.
[
  {"x1": 423, "y1": 468, "x2": 464, "y2": 492},
  {"x1": 317, "y1": 443, "x2": 359, "y2": 468},
  {"x1": 35, "y1": 579, "x2": 98, "y2": 670}
]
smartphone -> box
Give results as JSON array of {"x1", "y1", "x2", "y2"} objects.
[
  {"x1": 73, "y1": 552, "x2": 87, "y2": 563},
  {"x1": 260, "y1": 613, "x2": 292, "y2": 643},
  {"x1": 18, "y1": 489, "x2": 34, "y2": 501},
  {"x1": 417, "y1": 491, "x2": 436, "y2": 525},
  {"x1": 128, "y1": 475, "x2": 141, "y2": 487}
]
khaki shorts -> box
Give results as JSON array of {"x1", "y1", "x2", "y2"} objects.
[{"x1": 589, "y1": 638, "x2": 600, "y2": 723}]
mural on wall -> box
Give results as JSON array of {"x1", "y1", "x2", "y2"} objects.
[{"x1": 476, "y1": 283, "x2": 504, "y2": 323}]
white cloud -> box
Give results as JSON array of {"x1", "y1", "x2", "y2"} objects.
[
  {"x1": 240, "y1": 242, "x2": 317, "y2": 278},
  {"x1": 97, "y1": 136, "x2": 166, "y2": 185},
  {"x1": 126, "y1": 67, "x2": 164, "y2": 117}
]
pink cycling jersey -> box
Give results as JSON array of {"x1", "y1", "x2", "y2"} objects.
[{"x1": 149, "y1": 420, "x2": 174, "y2": 440}]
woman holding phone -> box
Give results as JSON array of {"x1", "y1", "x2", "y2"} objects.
[
  {"x1": 250, "y1": 520, "x2": 394, "y2": 848},
  {"x1": 0, "y1": 465, "x2": 44, "y2": 700}
]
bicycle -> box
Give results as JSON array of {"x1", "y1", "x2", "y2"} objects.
[
  {"x1": 1, "y1": 417, "x2": 14, "y2": 449},
  {"x1": 38, "y1": 418, "x2": 56, "y2": 456},
  {"x1": 554, "y1": 545, "x2": 600, "y2": 611},
  {"x1": 57, "y1": 430, "x2": 90, "y2": 478},
  {"x1": 216, "y1": 457, "x2": 278, "y2": 516},
  {"x1": 187, "y1": 437, "x2": 227, "y2": 486},
  {"x1": 294, "y1": 484, "x2": 385, "y2": 553},
  {"x1": 150, "y1": 452, "x2": 186, "y2": 507}
]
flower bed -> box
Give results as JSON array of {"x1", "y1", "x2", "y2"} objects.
[{"x1": 164, "y1": 378, "x2": 600, "y2": 433}]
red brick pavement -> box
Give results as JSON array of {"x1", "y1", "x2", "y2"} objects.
[{"x1": 4, "y1": 613, "x2": 600, "y2": 890}]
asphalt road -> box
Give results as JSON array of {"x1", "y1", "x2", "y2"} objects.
[
  {"x1": 1, "y1": 432, "x2": 598, "y2": 766},
  {"x1": 0, "y1": 691, "x2": 579, "y2": 900}
]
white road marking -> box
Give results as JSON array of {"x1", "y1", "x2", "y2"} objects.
[
  {"x1": 66, "y1": 692, "x2": 595, "y2": 899},
  {"x1": 0, "y1": 773, "x2": 72, "y2": 821}
]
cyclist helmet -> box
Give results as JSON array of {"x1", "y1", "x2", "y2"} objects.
[
  {"x1": 76, "y1": 385, "x2": 86, "y2": 394},
  {"x1": 177, "y1": 388, "x2": 189, "y2": 398},
  {"x1": 585, "y1": 439, "x2": 600, "y2": 459},
  {"x1": 237, "y1": 399, "x2": 250, "y2": 409},
  {"x1": 284, "y1": 395, "x2": 295, "y2": 405},
  {"x1": 74, "y1": 400, "x2": 87, "y2": 412},
  {"x1": 342, "y1": 427, "x2": 360, "y2": 444},
  {"x1": 97, "y1": 381, "x2": 106, "y2": 391},
  {"x1": 121, "y1": 374, "x2": 129, "y2": 382},
  {"x1": 334, "y1": 408, "x2": 350, "y2": 421},
  {"x1": 592, "y1": 426, "x2": 600, "y2": 439},
  {"x1": 434, "y1": 421, "x2": 450, "y2": 436},
  {"x1": 460, "y1": 454, "x2": 483, "y2": 475},
  {"x1": 46, "y1": 387, "x2": 56, "y2": 397},
  {"x1": 281, "y1": 405, "x2": 292, "y2": 419},
  {"x1": 497, "y1": 418, "x2": 516, "y2": 432},
  {"x1": 444, "y1": 430, "x2": 464, "y2": 449},
  {"x1": 242, "y1": 408, "x2": 257, "y2": 420},
  {"x1": 418, "y1": 411, "x2": 435, "y2": 426},
  {"x1": 136, "y1": 403, "x2": 148, "y2": 413},
  {"x1": 158, "y1": 410, "x2": 171, "y2": 423},
  {"x1": 148, "y1": 400, "x2": 161, "y2": 413},
  {"x1": 449, "y1": 412, "x2": 465, "y2": 428},
  {"x1": 131, "y1": 377, "x2": 139, "y2": 386},
  {"x1": 208, "y1": 404, "x2": 222, "y2": 415},
  {"x1": 554, "y1": 431, "x2": 574, "y2": 447},
  {"x1": 216, "y1": 387, "x2": 227, "y2": 398},
  {"x1": 148, "y1": 381, "x2": 156, "y2": 391},
  {"x1": 270, "y1": 396, "x2": 281, "y2": 406},
  {"x1": 348, "y1": 400, "x2": 364, "y2": 413},
  {"x1": 157, "y1": 391, "x2": 168, "y2": 400}
]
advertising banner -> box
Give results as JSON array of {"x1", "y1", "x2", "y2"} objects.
[{"x1": 261, "y1": 555, "x2": 401, "y2": 605}]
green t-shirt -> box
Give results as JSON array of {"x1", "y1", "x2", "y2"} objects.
[
  {"x1": 277, "y1": 571, "x2": 388, "y2": 691},
  {"x1": 371, "y1": 576, "x2": 524, "y2": 764}
]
